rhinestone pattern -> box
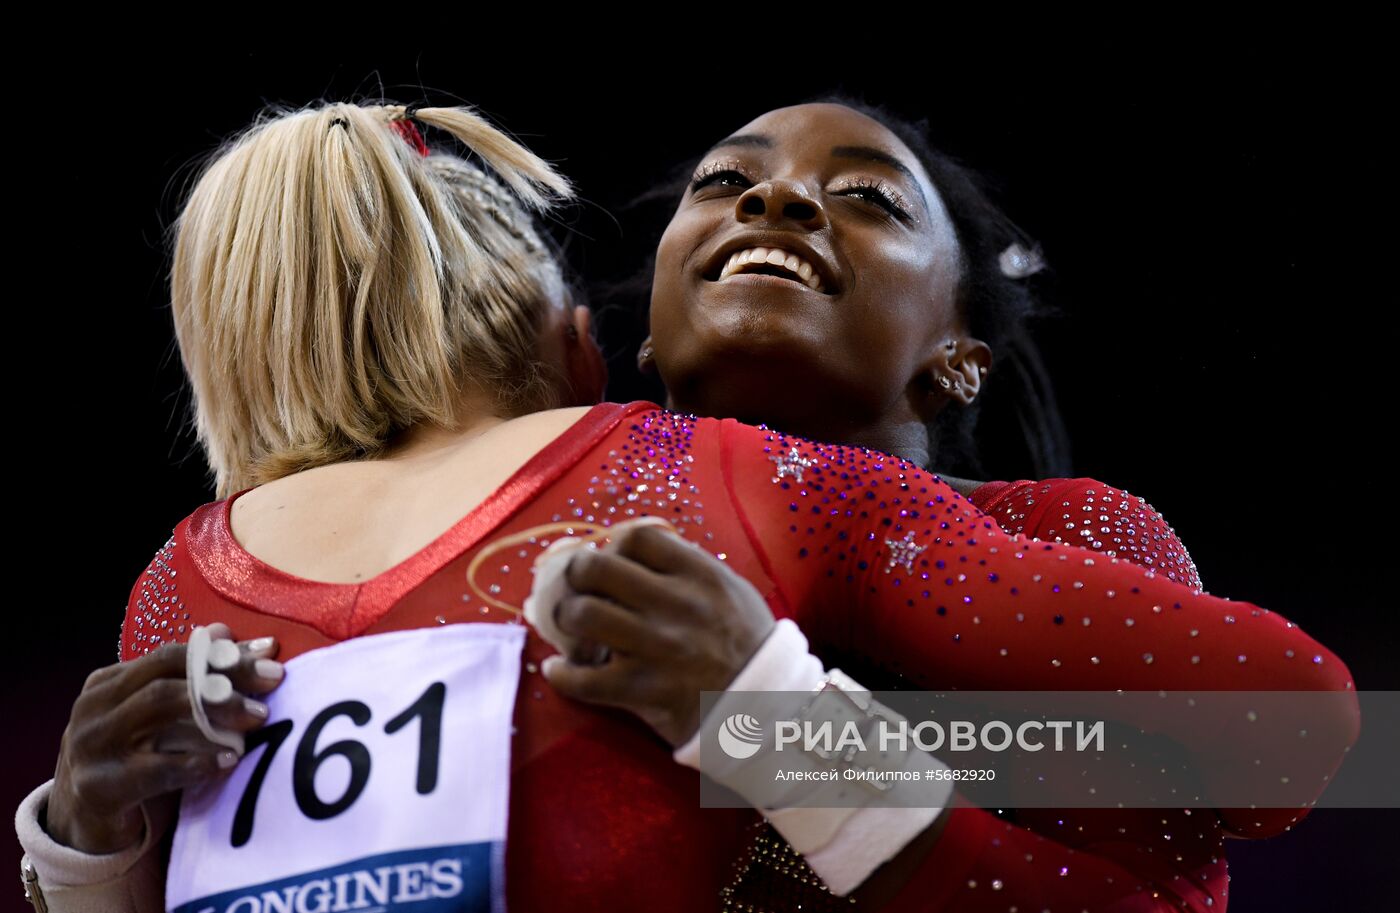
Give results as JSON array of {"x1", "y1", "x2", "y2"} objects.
[
  {"x1": 458, "y1": 410, "x2": 713, "y2": 623},
  {"x1": 124, "y1": 536, "x2": 191, "y2": 658},
  {"x1": 981, "y1": 479, "x2": 1204, "y2": 591},
  {"x1": 551, "y1": 410, "x2": 704, "y2": 533}
]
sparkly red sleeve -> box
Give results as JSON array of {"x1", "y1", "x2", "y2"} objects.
[
  {"x1": 719, "y1": 421, "x2": 1360, "y2": 842},
  {"x1": 971, "y1": 478, "x2": 1203, "y2": 591},
  {"x1": 964, "y1": 479, "x2": 1230, "y2": 909}
]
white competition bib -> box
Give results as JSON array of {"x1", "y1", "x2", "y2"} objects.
[{"x1": 166, "y1": 623, "x2": 526, "y2": 913}]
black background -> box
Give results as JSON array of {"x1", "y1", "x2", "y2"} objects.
[{"x1": 7, "y1": 48, "x2": 1395, "y2": 910}]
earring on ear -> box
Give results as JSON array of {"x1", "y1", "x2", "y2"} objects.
[
  {"x1": 938, "y1": 376, "x2": 952, "y2": 389},
  {"x1": 637, "y1": 343, "x2": 656, "y2": 374}
]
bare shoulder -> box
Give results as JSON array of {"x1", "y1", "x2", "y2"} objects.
[
  {"x1": 515, "y1": 405, "x2": 597, "y2": 432},
  {"x1": 227, "y1": 405, "x2": 605, "y2": 580},
  {"x1": 237, "y1": 406, "x2": 596, "y2": 510}
]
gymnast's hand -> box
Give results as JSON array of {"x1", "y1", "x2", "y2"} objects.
[
  {"x1": 540, "y1": 520, "x2": 776, "y2": 748},
  {"x1": 46, "y1": 623, "x2": 285, "y2": 854}
]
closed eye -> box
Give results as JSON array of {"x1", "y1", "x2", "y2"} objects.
[{"x1": 834, "y1": 178, "x2": 915, "y2": 222}]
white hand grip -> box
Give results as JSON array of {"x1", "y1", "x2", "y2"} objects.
[{"x1": 185, "y1": 626, "x2": 246, "y2": 755}]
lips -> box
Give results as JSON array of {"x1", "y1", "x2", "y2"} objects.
[{"x1": 702, "y1": 236, "x2": 839, "y2": 295}]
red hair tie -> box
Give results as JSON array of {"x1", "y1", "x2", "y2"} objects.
[{"x1": 389, "y1": 116, "x2": 430, "y2": 157}]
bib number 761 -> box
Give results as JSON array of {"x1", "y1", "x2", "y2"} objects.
[{"x1": 231, "y1": 681, "x2": 446, "y2": 847}]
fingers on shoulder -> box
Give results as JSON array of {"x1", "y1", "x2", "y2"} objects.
[
  {"x1": 554, "y1": 594, "x2": 647, "y2": 652},
  {"x1": 608, "y1": 518, "x2": 713, "y2": 576},
  {"x1": 542, "y1": 655, "x2": 630, "y2": 706},
  {"x1": 564, "y1": 547, "x2": 667, "y2": 598}
]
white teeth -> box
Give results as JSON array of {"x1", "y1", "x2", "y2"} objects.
[{"x1": 717, "y1": 246, "x2": 826, "y2": 292}]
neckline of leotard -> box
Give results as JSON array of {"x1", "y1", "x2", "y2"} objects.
[{"x1": 188, "y1": 401, "x2": 656, "y2": 636}]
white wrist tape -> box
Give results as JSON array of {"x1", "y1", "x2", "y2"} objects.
[{"x1": 673, "y1": 619, "x2": 951, "y2": 896}]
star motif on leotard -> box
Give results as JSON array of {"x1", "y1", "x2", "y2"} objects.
[
  {"x1": 884, "y1": 531, "x2": 927, "y2": 574},
  {"x1": 770, "y1": 447, "x2": 815, "y2": 484}
]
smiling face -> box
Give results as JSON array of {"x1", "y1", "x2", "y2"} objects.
[{"x1": 648, "y1": 103, "x2": 984, "y2": 455}]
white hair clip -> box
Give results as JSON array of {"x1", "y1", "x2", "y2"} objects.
[
  {"x1": 185, "y1": 625, "x2": 247, "y2": 755},
  {"x1": 999, "y1": 242, "x2": 1046, "y2": 279}
]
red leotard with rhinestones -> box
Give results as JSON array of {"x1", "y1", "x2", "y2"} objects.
[{"x1": 122, "y1": 402, "x2": 1358, "y2": 913}]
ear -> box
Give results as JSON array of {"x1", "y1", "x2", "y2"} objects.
[
  {"x1": 563, "y1": 305, "x2": 608, "y2": 405},
  {"x1": 911, "y1": 336, "x2": 993, "y2": 420},
  {"x1": 637, "y1": 334, "x2": 657, "y2": 376},
  {"x1": 948, "y1": 337, "x2": 992, "y2": 405}
]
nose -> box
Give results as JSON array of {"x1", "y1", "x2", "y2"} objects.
[{"x1": 734, "y1": 178, "x2": 827, "y2": 229}]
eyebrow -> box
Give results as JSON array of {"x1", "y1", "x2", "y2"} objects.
[
  {"x1": 704, "y1": 133, "x2": 773, "y2": 154},
  {"x1": 704, "y1": 134, "x2": 930, "y2": 216}
]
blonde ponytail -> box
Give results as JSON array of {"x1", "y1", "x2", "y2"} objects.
[{"x1": 170, "y1": 100, "x2": 574, "y2": 498}]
